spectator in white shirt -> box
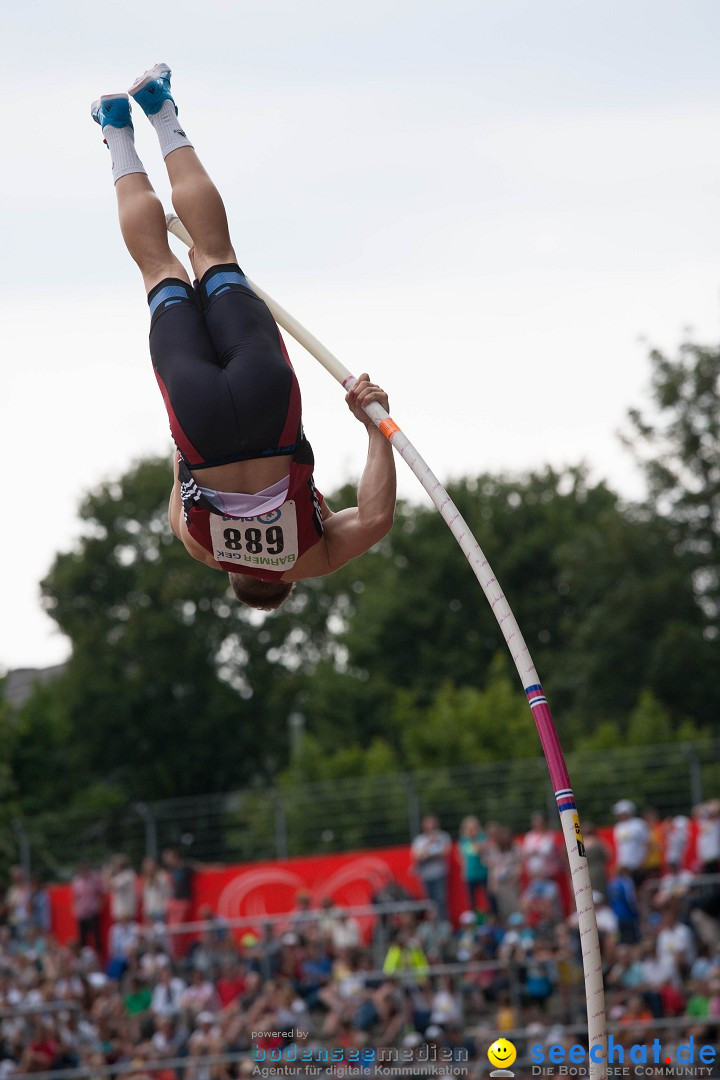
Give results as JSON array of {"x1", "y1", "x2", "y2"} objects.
[
  {"x1": 612, "y1": 800, "x2": 649, "y2": 884},
  {"x1": 141, "y1": 857, "x2": 172, "y2": 924},
  {"x1": 695, "y1": 800, "x2": 720, "y2": 873},
  {"x1": 411, "y1": 816, "x2": 452, "y2": 922},
  {"x1": 151, "y1": 966, "x2": 187, "y2": 1018},
  {"x1": 656, "y1": 902, "x2": 696, "y2": 980},
  {"x1": 104, "y1": 855, "x2": 138, "y2": 922},
  {"x1": 180, "y1": 968, "x2": 220, "y2": 1019},
  {"x1": 522, "y1": 813, "x2": 562, "y2": 882}
]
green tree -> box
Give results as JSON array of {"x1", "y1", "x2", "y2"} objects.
[
  {"x1": 18, "y1": 451, "x2": 713, "y2": 821},
  {"x1": 626, "y1": 339, "x2": 720, "y2": 620},
  {"x1": 287, "y1": 467, "x2": 709, "y2": 749},
  {"x1": 33, "y1": 459, "x2": 278, "y2": 801}
]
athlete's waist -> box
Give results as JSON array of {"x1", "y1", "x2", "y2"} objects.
[
  {"x1": 186, "y1": 444, "x2": 297, "y2": 471},
  {"x1": 187, "y1": 450, "x2": 295, "y2": 496}
]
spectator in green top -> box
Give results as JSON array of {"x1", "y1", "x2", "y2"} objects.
[
  {"x1": 124, "y1": 975, "x2": 152, "y2": 1016},
  {"x1": 458, "y1": 816, "x2": 489, "y2": 914},
  {"x1": 382, "y1": 929, "x2": 429, "y2": 977}
]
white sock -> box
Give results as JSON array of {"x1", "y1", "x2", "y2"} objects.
[
  {"x1": 103, "y1": 126, "x2": 146, "y2": 184},
  {"x1": 147, "y1": 99, "x2": 193, "y2": 159}
]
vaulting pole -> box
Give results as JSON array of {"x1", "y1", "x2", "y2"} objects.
[{"x1": 167, "y1": 213, "x2": 608, "y2": 1074}]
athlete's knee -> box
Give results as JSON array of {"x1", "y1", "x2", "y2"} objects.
[
  {"x1": 191, "y1": 246, "x2": 238, "y2": 280},
  {"x1": 141, "y1": 256, "x2": 191, "y2": 294}
]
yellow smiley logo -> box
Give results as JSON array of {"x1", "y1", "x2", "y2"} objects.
[{"x1": 488, "y1": 1039, "x2": 517, "y2": 1070}]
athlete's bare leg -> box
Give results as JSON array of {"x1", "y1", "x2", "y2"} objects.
[
  {"x1": 163, "y1": 146, "x2": 237, "y2": 280},
  {"x1": 115, "y1": 172, "x2": 190, "y2": 294}
]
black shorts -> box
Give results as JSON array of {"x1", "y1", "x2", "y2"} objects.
[{"x1": 148, "y1": 263, "x2": 302, "y2": 469}]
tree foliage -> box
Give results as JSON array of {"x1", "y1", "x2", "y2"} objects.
[
  {"x1": 626, "y1": 340, "x2": 720, "y2": 620},
  {"x1": 5, "y1": 334, "x2": 719, "y2": 821}
]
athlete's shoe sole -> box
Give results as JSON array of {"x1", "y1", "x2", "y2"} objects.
[
  {"x1": 129, "y1": 62, "x2": 176, "y2": 116},
  {"x1": 91, "y1": 93, "x2": 132, "y2": 130}
]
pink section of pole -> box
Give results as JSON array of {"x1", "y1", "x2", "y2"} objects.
[{"x1": 526, "y1": 694, "x2": 572, "y2": 791}]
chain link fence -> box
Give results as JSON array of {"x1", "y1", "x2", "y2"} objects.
[{"x1": 8, "y1": 740, "x2": 719, "y2": 878}]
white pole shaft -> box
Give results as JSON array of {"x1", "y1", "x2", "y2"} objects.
[{"x1": 166, "y1": 214, "x2": 608, "y2": 1075}]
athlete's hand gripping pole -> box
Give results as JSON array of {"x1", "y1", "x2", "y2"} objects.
[{"x1": 167, "y1": 213, "x2": 608, "y2": 1076}]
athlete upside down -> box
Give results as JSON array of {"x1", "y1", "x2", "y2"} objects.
[{"x1": 92, "y1": 64, "x2": 396, "y2": 610}]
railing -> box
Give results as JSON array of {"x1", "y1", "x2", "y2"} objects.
[
  {"x1": 10, "y1": 1014, "x2": 720, "y2": 1080},
  {"x1": 6, "y1": 740, "x2": 720, "y2": 874},
  {"x1": 150, "y1": 899, "x2": 435, "y2": 969}
]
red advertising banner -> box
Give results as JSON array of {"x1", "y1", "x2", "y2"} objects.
[{"x1": 49, "y1": 843, "x2": 466, "y2": 948}]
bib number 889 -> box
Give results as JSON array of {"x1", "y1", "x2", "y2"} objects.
[{"x1": 223, "y1": 526, "x2": 284, "y2": 555}]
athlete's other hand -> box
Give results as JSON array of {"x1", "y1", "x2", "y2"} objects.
[{"x1": 346, "y1": 374, "x2": 389, "y2": 427}]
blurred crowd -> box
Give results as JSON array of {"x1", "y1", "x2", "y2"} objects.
[{"x1": 0, "y1": 801, "x2": 718, "y2": 1077}]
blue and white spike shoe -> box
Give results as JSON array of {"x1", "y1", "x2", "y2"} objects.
[
  {"x1": 129, "y1": 62, "x2": 176, "y2": 116},
  {"x1": 91, "y1": 93, "x2": 133, "y2": 130}
]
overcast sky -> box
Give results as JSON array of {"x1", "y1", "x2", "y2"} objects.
[{"x1": 3, "y1": 0, "x2": 720, "y2": 671}]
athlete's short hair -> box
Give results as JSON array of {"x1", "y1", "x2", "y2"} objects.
[{"x1": 229, "y1": 573, "x2": 294, "y2": 611}]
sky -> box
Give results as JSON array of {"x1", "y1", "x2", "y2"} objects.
[{"x1": 2, "y1": 0, "x2": 720, "y2": 671}]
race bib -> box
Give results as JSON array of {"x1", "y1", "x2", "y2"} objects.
[{"x1": 209, "y1": 501, "x2": 299, "y2": 572}]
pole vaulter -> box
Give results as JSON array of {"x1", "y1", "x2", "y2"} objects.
[
  {"x1": 91, "y1": 58, "x2": 606, "y2": 1069},
  {"x1": 167, "y1": 209, "x2": 609, "y2": 1077}
]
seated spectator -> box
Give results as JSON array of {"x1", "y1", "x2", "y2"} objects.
[
  {"x1": 594, "y1": 891, "x2": 619, "y2": 963},
  {"x1": 498, "y1": 912, "x2": 535, "y2": 960},
  {"x1": 430, "y1": 974, "x2": 463, "y2": 1027},
  {"x1": 124, "y1": 975, "x2": 152, "y2": 1017},
  {"x1": 416, "y1": 905, "x2": 452, "y2": 964},
  {"x1": 180, "y1": 966, "x2": 220, "y2": 1019},
  {"x1": 106, "y1": 915, "x2": 139, "y2": 981},
  {"x1": 186, "y1": 1011, "x2": 224, "y2": 1077},
  {"x1": 656, "y1": 900, "x2": 696, "y2": 981},
  {"x1": 583, "y1": 822, "x2": 612, "y2": 897},
  {"x1": 328, "y1": 908, "x2": 362, "y2": 953},
  {"x1": 521, "y1": 943, "x2": 557, "y2": 1010},
  {"x1": 618, "y1": 992, "x2": 653, "y2": 1025},
  {"x1": 298, "y1": 940, "x2": 332, "y2": 1006},
  {"x1": 150, "y1": 1014, "x2": 181, "y2": 1057},
  {"x1": 216, "y1": 959, "x2": 247, "y2": 1007},
  {"x1": 685, "y1": 978, "x2": 710, "y2": 1018},
  {"x1": 455, "y1": 911, "x2": 480, "y2": 963},
  {"x1": 18, "y1": 1016, "x2": 60, "y2": 1074},
  {"x1": 520, "y1": 871, "x2": 563, "y2": 932},
  {"x1": 607, "y1": 868, "x2": 641, "y2": 944},
  {"x1": 382, "y1": 930, "x2": 429, "y2": 978},
  {"x1": 150, "y1": 964, "x2": 186, "y2": 1017},
  {"x1": 709, "y1": 976, "x2": 720, "y2": 1018}
]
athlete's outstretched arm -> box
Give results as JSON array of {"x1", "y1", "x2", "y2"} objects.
[{"x1": 319, "y1": 375, "x2": 397, "y2": 571}]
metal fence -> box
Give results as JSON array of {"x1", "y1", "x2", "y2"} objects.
[
  {"x1": 7, "y1": 740, "x2": 719, "y2": 877},
  {"x1": 11, "y1": 1014, "x2": 720, "y2": 1080}
]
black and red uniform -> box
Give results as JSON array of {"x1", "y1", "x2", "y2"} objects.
[
  {"x1": 148, "y1": 263, "x2": 325, "y2": 578},
  {"x1": 177, "y1": 450, "x2": 324, "y2": 578}
]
